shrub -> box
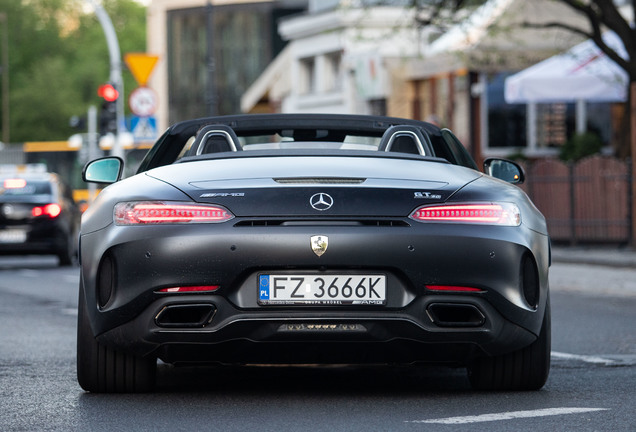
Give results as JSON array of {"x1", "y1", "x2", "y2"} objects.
[{"x1": 559, "y1": 132, "x2": 603, "y2": 162}]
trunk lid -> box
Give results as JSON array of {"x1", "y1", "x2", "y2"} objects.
[{"x1": 146, "y1": 156, "x2": 481, "y2": 217}]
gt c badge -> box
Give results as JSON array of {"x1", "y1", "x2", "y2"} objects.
[
  {"x1": 310, "y1": 193, "x2": 333, "y2": 211},
  {"x1": 414, "y1": 191, "x2": 442, "y2": 199},
  {"x1": 311, "y1": 235, "x2": 328, "y2": 257}
]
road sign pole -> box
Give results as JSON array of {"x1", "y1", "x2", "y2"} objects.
[
  {"x1": 87, "y1": 105, "x2": 98, "y2": 202},
  {"x1": 87, "y1": 0, "x2": 124, "y2": 160}
]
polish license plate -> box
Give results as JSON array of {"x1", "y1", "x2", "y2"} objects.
[
  {"x1": 258, "y1": 274, "x2": 386, "y2": 305},
  {"x1": 0, "y1": 229, "x2": 27, "y2": 243}
]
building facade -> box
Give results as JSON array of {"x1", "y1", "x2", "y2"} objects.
[
  {"x1": 149, "y1": 0, "x2": 628, "y2": 163},
  {"x1": 241, "y1": 2, "x2": 427, "y2": 117},
  {"x1": 147, "y1": 0, "x2": 307, "y2": 131},
  {"x1": 241, "y1": 0, "x2": 625, "y2": 163}
]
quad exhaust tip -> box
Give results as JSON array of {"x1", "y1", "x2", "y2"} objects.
[
  {"x1": 427, "y1": 303, "x2": 485, "y2": 327},
  {"x1": 155, "y1": 303, "x2": 216, "y2": 328}
]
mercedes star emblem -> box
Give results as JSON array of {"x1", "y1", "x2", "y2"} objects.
[{"x1": 310, "y1": 193, "x2": 334, "y2": 211}]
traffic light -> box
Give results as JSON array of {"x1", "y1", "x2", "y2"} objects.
[{"x1": 97, "y1": 83, "x2": 119, "y2": 136}]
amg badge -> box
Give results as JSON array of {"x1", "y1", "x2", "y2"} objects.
[{"x1": 311, "y1": 235, "x2": 328, "y2": 257}]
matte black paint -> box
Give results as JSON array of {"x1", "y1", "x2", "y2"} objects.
[{"x1": 79, "y1": 114, "x2": 550, "y2": 369}]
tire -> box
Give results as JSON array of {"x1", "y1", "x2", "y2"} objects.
[
  {"x1": 468, "y1": 300, "x2": 551, "y2": 391},
  {"x1": 76, "y1": 282, "x2": 156, "y2": 393},
  {"x1": 57, "y1": 242, "x2": 74, "y2": 266},
  {"x1": 57, "y1": 233, "x2": 76, "y2": 267}
]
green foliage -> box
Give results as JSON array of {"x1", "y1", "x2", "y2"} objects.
[
  {"x1": 0, "y1": 0, "x2": 146, "y2": 143},
  {"x1": 559, "y1": 132, "x2": 603, "y2": 162},
  {"x1": 12, "y1": 56, "x2": 82, "y2": 140}
]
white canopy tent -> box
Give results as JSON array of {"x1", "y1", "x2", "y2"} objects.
[
  {"x1": 505, "y1": 31, "x2": 628, "y2": 104},
  {"x1": 505, "y1": 31, "x2": 628, "y2": 144}
]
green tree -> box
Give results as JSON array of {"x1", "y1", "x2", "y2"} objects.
[
  {"x1": 66, "y1": 0, "x2": 146, "y2": 114},
  {"x1": 1, "y1": 0, "x2": 66, "y2": 142},
  {"x1": 0, "y1": 0, "x2": 145, "y2": 143},
  {"x1": 12, "y1": 56, "x2": 82, "y2": 141}
]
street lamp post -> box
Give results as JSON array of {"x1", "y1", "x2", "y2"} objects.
[{"x1": 86, "y1": 0, "x2": 124, "y2": 159}]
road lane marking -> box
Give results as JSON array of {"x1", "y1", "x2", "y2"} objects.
[
  {"x1": 406, "y1": 407, "x2": 609, "y2": 425},
  {"x1": 552, "y1": 351, "x2": 616, "y2": 365}
]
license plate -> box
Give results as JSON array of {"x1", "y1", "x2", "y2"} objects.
[
  {"x1": 0, "y1": 229, "x2": 27, "y2": 243},
  {"x1": 258, "y1": 274, "x2": 386, "y2": 305}
]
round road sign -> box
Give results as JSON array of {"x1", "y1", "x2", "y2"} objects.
[{"x1": 129, "y1": 86, "x2": 158, "y2": 117}]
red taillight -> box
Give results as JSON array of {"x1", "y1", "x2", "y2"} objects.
[
  {"x1": 410, "y1": 203, "x2": 520, "y2": 226},
  {"x1": 32, "y1": 203, "x2": 62, "y2": 218},
  {"x1": 114, "y1": 202, "x2": 234, "y2": 225},
  {"x1": 426, "y1": 285, "x2": 485, "y2": 293},
  {"x1": 156, "y1": 285, "x2": 220, "y2": 293}
]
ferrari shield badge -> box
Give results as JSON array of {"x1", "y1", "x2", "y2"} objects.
[{"x1": 311, "y1": 235, "x2": 328, "y2": 257}]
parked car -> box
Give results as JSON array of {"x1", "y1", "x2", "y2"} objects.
[
  {"x1": 0, "y1": 170, "x2": 80, "y2": 265},
  {"x1": 77, "y1": 114, "x2": 550, "y2": 392}
]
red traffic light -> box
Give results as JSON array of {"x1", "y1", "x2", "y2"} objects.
[{"x1": 98, "y1": 83, "x2": 119, "y2": 102}]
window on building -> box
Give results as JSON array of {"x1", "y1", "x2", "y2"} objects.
[
  {"x1": 368, "y1": 99, "x2": 387, "y2": 116},
  {"x1": 536, "y1": 103, "x2": 567, "y2": 147},
  {"x1": 486, "y1": 72, "x2": 527, "y2": 149},
  {"x1": 540, "y1": 102, "x2": 611, "y2": 147},
  {"x1": 167, "y1": 10, "x2": 208, "y2": 122},
  {"x1": 585, "y1": 102, "x2": 612, "y2": 146},
  {"x1": 486, "y1": 72, "x2": 613, "y2": 153},
  {"x1": 324, "y1": 52, "x2": 342, "y2": 92},
  {"x1": 299, "y1": 57, "x2": 316, "y2": 94},
  {"x1": 167, "y1": 3, "x2": 302, "y2": 123}
]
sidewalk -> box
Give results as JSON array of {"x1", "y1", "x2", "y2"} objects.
[{"x1": 551, "y1": 246, "x2": 636, "y2": 268}]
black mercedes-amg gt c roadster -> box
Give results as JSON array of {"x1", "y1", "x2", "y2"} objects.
[{"x1": 77, "y1": 114, "x2": 550, "y2": 392}]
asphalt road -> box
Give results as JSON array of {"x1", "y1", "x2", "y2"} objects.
[{"x1": 0, "y1": 256, "x2": 634, "y2": 431}]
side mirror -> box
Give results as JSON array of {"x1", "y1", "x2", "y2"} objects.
[
  {"x1": 483, "y1": 158, "x2": 525, "y2": 184},
  {"x1": 82, "y1": 157, "x2": 123, "y2": 184}
]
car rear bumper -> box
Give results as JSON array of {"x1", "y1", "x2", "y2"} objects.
[
  {"x1": 80, "y1": 221, "x2": 550, "y2": 365},
  {"x1": 95, "y1": 292, "x2": 538, "y2": 365}
]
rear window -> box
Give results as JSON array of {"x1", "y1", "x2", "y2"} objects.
[
  {"x1": 174, "y1": 133, "x2": 383, "y2": 162},
  {"x1": 1, "y1": 179, "x2": 52, "y2": 196},
  {"x1": 238, "y1": 133, "x2": 381, "y2": 149}
]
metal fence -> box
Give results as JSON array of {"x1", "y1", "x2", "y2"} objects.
[{"x1": 520, "y1": 156, "x2": 632, "y2": 245}]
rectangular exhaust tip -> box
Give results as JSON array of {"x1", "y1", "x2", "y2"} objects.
[
  {"x1": 155, "y1": 303, "x2": 216, "y2": 328},
  {"x1": 426, "y1": 303, "x2": 485, "y2": 327}
]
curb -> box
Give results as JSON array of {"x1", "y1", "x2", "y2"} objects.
[{"x1": 551, "y1": 247, "x2": 636, "y2": 268}]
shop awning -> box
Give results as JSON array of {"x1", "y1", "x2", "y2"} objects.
[{"x1": 505, "y1": 31, "x2": 628, "y2": 104}]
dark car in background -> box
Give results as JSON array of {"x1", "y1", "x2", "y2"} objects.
[{"x1": 0, "y1": 170, "x2": 80, "y2": 266}]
